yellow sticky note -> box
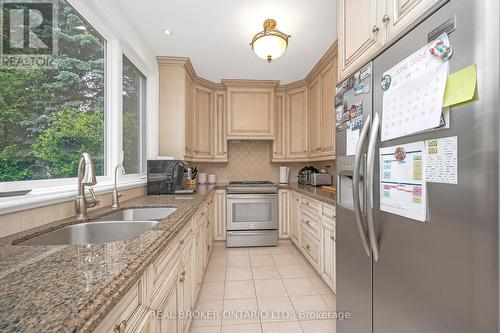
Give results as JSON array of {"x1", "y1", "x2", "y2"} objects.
[{"x1": 443, "y1": 64, "x2": 477, "y2": 107}]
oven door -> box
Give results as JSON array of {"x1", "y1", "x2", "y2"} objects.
[{"x1": 226, "y1": 194, "x2": 278, "y2": 231}]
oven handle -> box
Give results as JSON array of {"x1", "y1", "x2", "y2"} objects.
[
  {"x1": 227, "y1": 231, "x2": 275, "y2": 236},
  {"x1": 227, "y1": 194, "x2": 278, "y2": 200}
]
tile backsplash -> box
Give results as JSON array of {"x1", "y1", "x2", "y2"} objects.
[{"x1": 194, "y1": 141, "x2": 335, "y2": 184}]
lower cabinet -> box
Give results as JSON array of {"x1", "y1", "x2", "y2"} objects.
[
  {"x1": 288, "y1": 191, "x2": 336, "y2": 294},
  {"x1": 319, "y1": 217, "x2": 336, "y2": 293},
  {"x1": 96, "y1": 192, "x2": 215, "y2": 333},
  {"x1": 213, "y1": 189, "x2": 226, "y2": 241},
  {"x1": 278, "y1": 190, "x2": 290, "y2": 239},
  {"x1": 289, "y1": 191, "x2": 301, "y2": 245}
]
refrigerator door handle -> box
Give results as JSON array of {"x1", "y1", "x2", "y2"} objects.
[
  {"x1": 353, "y1": 114, "x2": 371, "y2": 257},
  {"x1": 366, "y1": 112, "x2": 380, "y2": 262}
]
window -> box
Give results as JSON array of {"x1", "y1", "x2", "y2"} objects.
[
  {"x1": 122, "y1": 55, "x2": 147, "y2": 174},
  {"x1": 0, "y1": 0, "x2": 106, "y2": 182}
]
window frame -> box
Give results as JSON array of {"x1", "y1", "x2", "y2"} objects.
[{"x1": 0, "y1": 0, "x2": 153, "y2": 198}]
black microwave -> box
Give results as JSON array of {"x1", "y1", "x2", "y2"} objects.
[{"x1": 147, "y1": 160, "x2": 192, "y2": 194}]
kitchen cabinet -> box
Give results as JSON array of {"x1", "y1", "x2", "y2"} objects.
[
  {"x1": 288, "y1": 191, "x2": 336, "y2": 294},
  {"x1": 289, "y1": 191, "x2": 301, "y2": 246},
  {"x1": 192, "y1": 84, "x2": 213, "y2": 159},
  {"x1": 97, "y1": 193, "x2": 215, "y2": 333},
  {"x1": 224, "y1": 80, "x2": 278, "y2": 140},
  {"x1": 185, "y1": 75, "x2": 195, "y2": 158},
  {"x1": 278, "y1": 190, "x2": 290, "y2": 239},
  {"x1": 272, "y1": 90, "x2": 287, "y2": 160},
  {"x1": 213, "y1": 90, "x2": 228, "y2": 161},
  {"x1": 320, "y1": 215, "x2": 336, "y2": 293},
  {"x1": 320, "y1": 61, "x2": 336, "y2": 156},
  {"x1": 308, "y1": 76, "x2": 322, "y2": 158},
  {"x1": 213, "y1": 189, "x2": 226, "y2": 241},
  {"x1": 338, "y1": 0, "x2": 440, "y2": 79},
  {"x1": 286, "y1": 86, "x2": 309, "y2": 159}
]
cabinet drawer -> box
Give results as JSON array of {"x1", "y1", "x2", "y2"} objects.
[
  {"x1": 300, "y1": 226, "x2": 320, "y2": 265},
  {"x1": 321, "y1": 203, "x2": 336, "y2": 220},
  {"x1": 301, "y1": 196, "x2": 321, "y2": 212},
  {"x1": 95, "y1": 276, "x2": 146, "y2": 333},
  {"x1": 301, "y1": 209, "x2": 320, "y2": 237}
]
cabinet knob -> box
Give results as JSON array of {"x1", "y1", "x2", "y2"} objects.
[
  {"x1": 114, "y1": 320, "x2": 127, "y2": 333},
  {"x1": 330, "y1": 235, "x2": 335, "y2": 240},
  {"x1": 180, "y1": 239, "x2": 184, "y2": 245},
  {"x1": 372, "y1": 25, "x2": 379, "y2": 33},
  {"x1": 180, "y1": 277, "x2": 185, "y2": 283},
  {"x1": 182, "y1": 270, "x2": 186, "y2": 276},
  {"x1": 382, "y1": 15, "x2": 391, "y2": 23},
  {"x1": 306, "y1": 244, "x2": 310, "y2": 251}
]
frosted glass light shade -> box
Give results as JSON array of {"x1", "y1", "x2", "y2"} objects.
[{"x1": 250, "y1": 19, "x2": 290, "y2": 63}]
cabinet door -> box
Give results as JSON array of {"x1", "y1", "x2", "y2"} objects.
[
  {"x1": 193, "y1": 85, "x2": 213, "y2": 158},
  {"x1": 309, "y1": 77, "x2": 322, "y2": 157},
  {"x1": 185, "y1": 76, "x2": 195, "y2": 158},
  {"x1": 214, "y1": 190, "x2": 227, "y2": 241},
  {"x1": 338, "y1": 0, "x2": 384, "y2": 79},
  {"x1": 286, "y1": 87, "x2": 309, "y2": 159},
  {"x1": 214, "y1": 91, "x2": 227, "y2": 161},
  {"x1": 273, "y1": 92, "x2": 287, "y2": 160},
  {"x1": 151, "y1": 263, "x2": 181, "y2": 333},
  {"x1": 320, "y1": 61, "x2": 336, "y2": 156},
  {"x1": 226, "y1": 87, "x2": 275, "y2": 139},
  {"x1": 180, "y1": 240, "x2": 193, "y2": 333},
  {"x1": 290, "y1": 192, "x2": 301, "y2": 245},
  {"x1": 278, "y1": 190, "x2": 290, "y2": 239},
  {"x1": 320, "y1": 219, "x2": 336, "y2": 293},
  {"x1": 385, "y1": 0, "x2": 440, "y2": 41}
]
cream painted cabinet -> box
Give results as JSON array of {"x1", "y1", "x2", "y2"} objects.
[
  {"x1": 278, "y1": 190, "x2": 290, "y2": 239},
  {"x1": 286, "y1": 86, "x2": 309, "y2": 159},
  {"x1": 338, "y1": 0, "x2": 441, "y2": 79},
  {"x1": 213, "y1": 189, "x2": 227, "y2": 241},
  {"x1": 184, "y1": 75, "x2": 195, "y2": 159},
  {"x1": 320, "y1": 216, "x2": 336, "y2": 293},
  {"x1": 308, "y1": 77, "x2": 322, "y2": 158},
  {"x1": 225, "y1": 81, "x2": 277, "y2": 140},
  {"x1": 272, "y1": 91, "x2": 287, "y2": 161},
  {"x1": 192, "y1": 85, "x2": 213, "y2": 159},
  {"x1": 338, "y1": 0, "x2": 384, "y2": 80},
  {"x1": 320, "y1": 61, "x2": 336, "y2": 156},
  {"x1": 213, "y1": 91, "x2": 228, "y2": 161},
  {"x1": 289, "y1": 191, "x2": 301, "y2": 245}
]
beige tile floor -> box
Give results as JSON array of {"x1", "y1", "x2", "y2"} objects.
[{"x1": 190, "y1": 241, "x2": 336, "y2": 333}]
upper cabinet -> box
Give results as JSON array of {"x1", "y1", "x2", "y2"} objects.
[
  {"x1": 338, "y1": 0, "x2": 441, "y2": 79},
  {"x1": 272, "y1": 90, "x2": 287, "y2": 160},
  {"x1": 320, "y1": 60, "x2": 336, "y2": 156},
  {"x1": 286, "y1": 85, "x2": 309, "y2": 159},
  {"x1": 224, "y1": 80, "x2": 278, "y2": 140},
  {"x1": 308, "y1": 77, "x2": 322, "y2": 158},
  {"x1": 192, "y1": 84, "x2": 213, "y2": 159}
]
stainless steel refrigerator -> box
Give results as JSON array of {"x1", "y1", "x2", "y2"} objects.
[{"x1": 335, "y1": 0, "x2": 499, "y2": 332}]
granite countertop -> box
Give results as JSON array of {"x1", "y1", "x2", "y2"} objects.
[
  {"x1": 0, "y1": 185, "x2": 216, "y2": 333},
  {"x1": 280, "y1": 183, "x2": 336, "y2": 205}
]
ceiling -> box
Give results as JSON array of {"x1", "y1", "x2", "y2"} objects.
[{"x1": 117, "y1": 0, "x2": 337, "y2": 84}]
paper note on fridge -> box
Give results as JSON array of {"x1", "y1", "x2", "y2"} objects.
[
  {"x1": 346, "y1": 126, "x2": 360, "y2": 156},
  {"x1": 380, "y1": 142, "x2": 427, "y2": 222},
  {"x1": 425, "y1": 136, "x2": 457, "y2": 184},
  {"x1": 443, "y1": 64, "x2": 477, "y2": 107},
  {"x1": 381, "y1": 33, "x2": 450, "y2": 142}
]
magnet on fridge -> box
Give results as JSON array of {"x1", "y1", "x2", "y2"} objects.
[
  {"x1": 429, "y1": 38, "x2": 453, "y2": 61},
  {"x1": 394, "y1": 146, "x2": 407, "y2": 161},
  {"x1": 381, "y1": 74, "x2": 392, "y2": 91}
]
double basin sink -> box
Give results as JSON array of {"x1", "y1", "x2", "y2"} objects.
[{"x1": 18, "y1": 207, "x2": 177, "y2": 246}]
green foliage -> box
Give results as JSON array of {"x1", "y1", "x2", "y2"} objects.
[
  {"x1": 33, "y1": 108, "x2": 104, "y2": 178},
  {"x1": 0, "y1": 0, "x2": 105, "y2": 182}
]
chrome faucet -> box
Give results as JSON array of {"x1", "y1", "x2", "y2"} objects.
[
  {"x1": 111, "y1": 163, "x2": 126, "y2": 208},
  {"x1": 75, "y1": 153, "x2": 100, "y2": 219}
]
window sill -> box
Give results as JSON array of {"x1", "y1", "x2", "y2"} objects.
[{"x1": 0, "y1": 177, "x2": 147, "y2": 215}]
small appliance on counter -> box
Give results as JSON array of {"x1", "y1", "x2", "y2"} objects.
[
  {"x1": 208, "y1": 173, "x2": 217, "y2": 184},
  {"x1": 310, "y1": 173, "x2": 333, "y2": 186},
  {"x1": 297, "y1": 166, "x2": 319, "y2": 185},
  {"x1": 147, "y1": 160, "x2": 195, "y2": 194},
  {"x1": 279, "y1": 166, "x2": 290, "y2": 184},
  {"x1": 198, "y1": 172, "x2": 207, "y2": 184}
]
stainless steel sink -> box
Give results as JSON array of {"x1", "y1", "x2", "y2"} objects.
[
  {"x1": 17, "y1": 220, "x2": 159, "y2": 245},
  {"x1": 95, "y1": 207, "x2": 177, "y2": 222}
]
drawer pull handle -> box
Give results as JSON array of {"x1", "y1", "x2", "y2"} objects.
[{"x1": 114, "y1": 320, "x2": 127, "y2": 333}]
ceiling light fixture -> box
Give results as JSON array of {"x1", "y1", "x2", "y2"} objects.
[
  {"x1": 163, "y1": 29, "x2": 172, "y2": 35},
  {"x1": 250, "y1": 19, "x2": 290, "y2": 63}
]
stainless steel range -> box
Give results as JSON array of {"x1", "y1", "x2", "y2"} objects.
[{"x1": 225, "y1": 181, "x2": 278, "y2": 247}]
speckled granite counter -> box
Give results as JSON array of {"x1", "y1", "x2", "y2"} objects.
[
  {"x1": 0, "y1": 185, "x2": 216, "y2": 333},
  {"x1": 280, "y1": 183, "x2": 336, "y2": 206}
]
